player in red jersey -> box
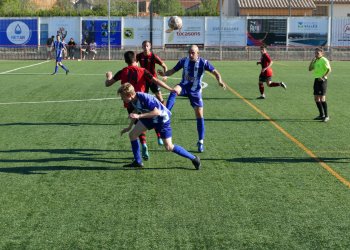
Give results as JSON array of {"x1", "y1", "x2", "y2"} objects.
[
  {"x1": 136, "y1": 40, "x2": 168, "y2": 145},
  {"x1": 105, "y1": 51, "x2": 174, "y2": 160},
  {"x1": 136, "y1": 40, "x2": 168, "y2": 105},
  {"x1": 257, "y1": 45, "x2": 287, "y2": 99}
]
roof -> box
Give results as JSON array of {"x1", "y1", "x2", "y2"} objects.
[
  {"x1": 314, "y1": 0, "x2": 350, "y2": 3},
  {"x1": 179, "y1": 0, "x2": 202, "y2": 9},
  {"x1": 238, "y1": 0, "x2": 316, "y2": 9}
]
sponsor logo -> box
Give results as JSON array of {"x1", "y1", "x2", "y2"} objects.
[
  {"x1": 6, "y1": 21, "x2": 31, "y2": 45},
  {"x1": 344, "y1": 24, "x2": 350, "y2": 35}
]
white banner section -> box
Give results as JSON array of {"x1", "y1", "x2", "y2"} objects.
[
  {"x1": 41, "y1": 17, "x2": 80, "y2": 44},
  {"x1": 331, "y1": 18, "x2": 350, "y2": 46},
  {"x1": 205, "y1": 17, "x2": 246, "y2": 46},
  {"x1": 287, "y1": 17, "x2": 328, "y2": 46},
  {"x1": 123, "y1": 17, "x2": 163, "y2": 47},
  {"x1": 164, "y1": 17, "x2": 205, "y2": 46}
]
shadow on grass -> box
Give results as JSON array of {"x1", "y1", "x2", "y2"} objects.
[
  {"x1": 180, "y1": 118, "x2": 317, "y2": 123},
  {"x1": 225, "y1": 156, "x2": 350, "y2": 164},
  {"x1": 0, "y1": 148, "x2": 195, "y2": 174},
  {"x1": 0, "y1": 122, "x2": 120, "y2": 127}
]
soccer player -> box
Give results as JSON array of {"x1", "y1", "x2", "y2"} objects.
[
  {"x1": 136, "y1": 40, "x2": 168, "y2": 145},
  {"x1": 158, "y1": 45, "x2": 227, "y2": 153},
  {"x1": 51, "y1": 35, "x2": 69, "y2": 75},
  {"x1": 256, "y1": 45, "x2": 286, "y2": 99},
  {"x1": 308, "y1": 47, "x2": 331, "y2": 122},
  {"x1": 105, "y1": 51, "x2": 173, "y2": 160},
  {"x1": 118, "y1": 83, "x2": 201, "y2": 170}
]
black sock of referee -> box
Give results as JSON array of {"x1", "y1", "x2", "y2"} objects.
[
  {"x1": 321, "y1": 102, "x2": 328, "y2": 117},
  {"x1": 316, "y1": 102, "x2": 324, "y2": 117}
]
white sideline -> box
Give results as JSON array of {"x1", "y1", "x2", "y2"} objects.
[{"x1": 0, "y1": 61, "x2": 50, "y2": 75}]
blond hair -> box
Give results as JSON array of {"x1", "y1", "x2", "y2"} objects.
[{"x1": 117, "y1": 83, "x2": 135, "y2": 97}]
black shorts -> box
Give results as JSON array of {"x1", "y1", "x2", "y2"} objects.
[
  {"x1": 259, "y1": 75, "x2": 272, "y2": 83},
  {"x1": 313, "y1": 78, "x2": 327, "y2": 96},
  {"x1": 146, "y1": 81, "x2": 160, "y2": 94}
]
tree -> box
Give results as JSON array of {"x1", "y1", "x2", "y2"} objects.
[{"x1": 151, "y1": 0, "x2": 184, "y2": 16}]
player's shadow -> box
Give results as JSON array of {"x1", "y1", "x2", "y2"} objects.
[
  {"x1": 220, "y1": 156, "x2": 350, "y2": 164},
  {"x1": 0, "y1": 148, "x2": 195, "y2": 174},
  {"x1": 0, "y1": 122, "x2": 120, "y2": 127}
]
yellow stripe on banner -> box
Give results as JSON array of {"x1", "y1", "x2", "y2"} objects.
[{"x1": 225, "y1": 84, "x2": 350, "y2": 189}]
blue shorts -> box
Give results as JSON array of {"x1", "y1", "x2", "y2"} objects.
[
  {"x1": 139, "y1": 119, "x2": 172, "y2": 139},
  {"x1": 178, "y1": 84, "x2": 203, "y2": 108},
  {"x1": 56, "y1": 56, "x2": 63, "y2": 62}
]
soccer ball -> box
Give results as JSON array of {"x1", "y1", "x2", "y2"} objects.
[{"x1": 168, "y1": 16, "x2": 183, "y2": 30}]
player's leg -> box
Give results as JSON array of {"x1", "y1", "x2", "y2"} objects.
[
  {"x1": 267, "y1": 78, "x2": 286, "y2": 89},
  {"x1": 58, "y1": 61, "x2": 69, "y2": 75},
  {"x1": 166, "y1": 85, "x2": 182, "y2": 111},
  {"x1": 149, "y1": 82, "x2": 165, "y2": 145},
  {"x1": 124, "y1": 121, "x2": 148, "y2": 168},
  {"x1": 257, "y1": 76, "x2": 265, "y2": 99},
  {"x1": 160, "y1": 123, "x2": 201, "y2": 170},
  {"x1": 127, "y1": 105, "x2": 149, "y2": 160},
  {"x1": 313, "y1": 79, "x2": 326, "y2": 120},
  {"x1": 194, "y1": 106, "x2": 205, "y2": 153},
  {"x1": 52, "y1": 60, "x2": 59, "y2": 75}
]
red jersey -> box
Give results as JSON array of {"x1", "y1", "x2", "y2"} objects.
[
  {"x1": 113, "y1": 65, "x2": 153, "y2": 93},
  {"x1": 259, "y1": 52, "x2": 273, "y2": 77},
  {"x1": 136, "y1": 52, "x2": 164, "y2": 77}
]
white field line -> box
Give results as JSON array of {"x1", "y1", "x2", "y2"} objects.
[
  {"x1": 0, "y1": 73, "x2": 208, "y2": 105},
  {"x1": 0, "y1": 61, "x2": 50, "y2": 75}
]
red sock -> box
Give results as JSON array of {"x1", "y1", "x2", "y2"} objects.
[
  {"x1": 269, "y1": 82, "x2": 280, "y2": 87},
  {"x1": 259, "y1": 84, "x2": 264, "y2": 95},
  {"x1": 139, "y1": 132, "x2": 146, "y2": 144}
]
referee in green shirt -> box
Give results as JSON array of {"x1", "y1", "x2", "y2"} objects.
[{"x1": 308, "y1": 47, "x2": 331, "y2": 122}]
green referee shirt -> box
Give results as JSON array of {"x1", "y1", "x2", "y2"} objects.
[{"x1": 313, "y1": 57, "x2": 331, "y2": 78}]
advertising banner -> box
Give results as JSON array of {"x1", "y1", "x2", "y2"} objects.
[
  {"x1": 82, "y1": 19, "x2": 121, "y2": 46},
  {"x1": 164, "y1": 17, "x2": 205, "y2": 47},
  {"x1": 40, "y1": 17, "x2": 80, "y2": 45},
  {"x1": 247, "y1": 18, "x2": 287, "y2": 46},
  {"x1": 331, "y1": 18, "x2": 350, "y2": 46},
  {"x1": 205, "y1": 17, "x2": 246, "y2": 46},
  {"x1": 123, "y1": 17, "x2": 163, "y2": 47},
  {"x1": 0, "y1": 18, "x2": 38, "y2": 46},
  {"x1": 288, "y1": 17, "x2": 328, "y2": 46}
]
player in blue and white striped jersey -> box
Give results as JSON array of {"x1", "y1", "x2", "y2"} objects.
[
  {"x1": 52, "y1": 35, "x2": 69, "y2": 75},
  {"x1": 119, "y1": 83, "x2": 201, "y2": 170},
  {"x1": 158, "y1": 45, "x2": 227, "y2": 153}
]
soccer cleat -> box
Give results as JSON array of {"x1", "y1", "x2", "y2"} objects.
[
  {"x1": 123, "y1": 160, "x2": 144, "y2": 168},
  {"x1": 280, "y1": 82, "x2": 287, "y2": 89},
  {"x1": 141, "y1": 144, "x2": 149, "y2": 160},
  {"x1": 323, "y1": 116, "x2": 330, "y2": 122},
  {"x1": 66, "y1": 70, "x2": 69, "y2": 75},
  {"x1": 314, "y1": 115, "x2": 325, "y2": 120},
  {"x1": 192, "y1": 156, "x2": 202, "y2": 170},
  {"x1": 257, "y1": 95, "x2": 265, "y2": 99},
  {"x1": 197, "y1": 142, "x2": 204, "y2": 153},
  {"x1": 51, "y1": 72, "x2": 56, "y2": 75},
  {"x1": 157, "y1": 137, "x2": 164, "y2": 146}
]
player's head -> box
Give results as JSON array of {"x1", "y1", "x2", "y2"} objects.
[
  {"x1": 117, "y1": 83, "x2": 136, "y2": 103},
  {"x1": 188, "y1": 45, "x2": 199, "y2": 61},
  {"x1": 142, "y1": 40, "x2": 151, "y2": 53},
  {"x1": 124, "y1": 51, "x2": 136, "y2": 65},
  {"x1": 56, "y1": 35, "x2": 61, "y2": 41},
  {"x1": 315, "y1": 47, "x2": 324, "y2": 58},
  {"x1": 260, "y1": 45, "x2": 267, "y2": 54}
]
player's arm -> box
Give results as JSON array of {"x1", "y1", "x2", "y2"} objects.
[
  {"x1": 151, "y1": 77, "x2": 174, "y2": 92},
  {"x1": 158, "y1": 68, "x2": 176, "y2": 77},
  {"x1": 105, "y1": 71, "x2": 117, "y2": 87},
  {"x1": 309, "y1": 57, "x2": 316, "y2": 71},
  {"x1": 121, "y1": 118, "x2": 135, "y2": 136},
  {"x1": 211, "y1": 69, "x2": 226, "y2": 89},
  {"x1": 130, "y1": 107, "x2": 160, "y2": 119},
  {"x1": 262, "y1": 61, "x2": 273, "y2": 72}
]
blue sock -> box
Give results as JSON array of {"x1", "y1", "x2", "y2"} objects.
[
  {"x1": 166, "y1": 92, "x2": 177, "y2": 111},
  {"x1": 54, "y1": 66, "x2": 58, "y2": 73},
  {"x1": 172, "y1": 144, "x2": 195, "y2": 160},
  {"x1": 61, "y1": 65, "x2": 68, "y2": 71},
  {"x1": 197, "y1": 118, "x2": 205, "y2": 141},
  {"x1": 131, "y1": 140, "x2": 142, "y2": 164}
]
